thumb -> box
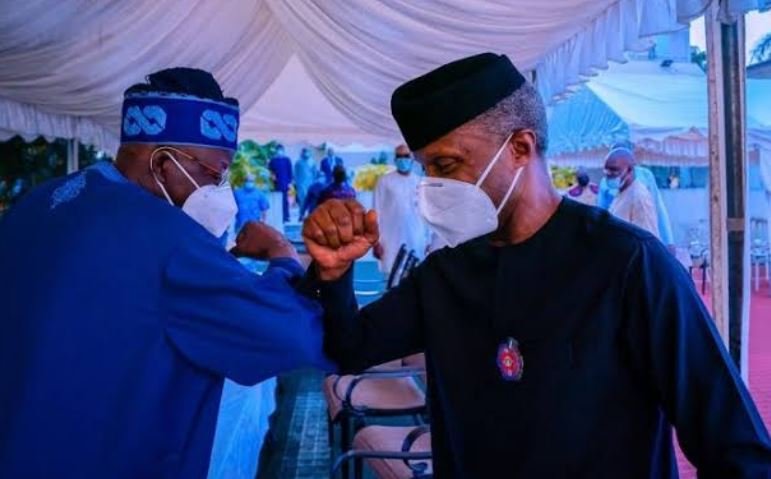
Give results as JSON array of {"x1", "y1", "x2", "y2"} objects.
[{"x1": 364, "y1": 210, "x2": 379, "y2": 244}]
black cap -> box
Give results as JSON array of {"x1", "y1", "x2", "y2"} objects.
[{"x1": 391, "y1": 53, "x2": 526, "y2": 151}]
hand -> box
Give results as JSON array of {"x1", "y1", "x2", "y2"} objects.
[
  {"x1": 302, "y1": 199, "x2": 379, "y2": 280},
  {"x1": 231, "y1": 222, "x2": 298, "y2": 262},
  {"x1": 373, "y1": 242, "x2": 384, "y2": 260}
]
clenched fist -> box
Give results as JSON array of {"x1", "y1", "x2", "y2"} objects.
[
  {"x1": 302, "y1": 199, "x2": 379, "y2": 280},
  {"x1": 231, "y1": 221, "x2": 298, "y2": 262}
]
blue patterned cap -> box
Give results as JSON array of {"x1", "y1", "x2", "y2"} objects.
[{"x1": 120, "y1": 92, "x2": 239, "y2": 151}]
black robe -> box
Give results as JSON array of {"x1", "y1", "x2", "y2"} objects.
[{"x1": 309, "y1": 198, "x2": 771, "y2": 478}]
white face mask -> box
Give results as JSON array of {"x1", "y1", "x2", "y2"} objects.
[
  {"x1": 151, "y1": 149, "x2": 237, "y2": 238},
  {"x1": 417, "y1": 133, "x2": 523, "y2": 248}
]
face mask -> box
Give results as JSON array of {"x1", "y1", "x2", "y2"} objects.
[
  {"x1": 151, "y1": 149, "x2": 237, "y2": 238},
  {"x1": 605, "y1": 170, "x2": 627, "y2": 197},
  {"x1": 395, "y1": 157, "x2": 413, "y2": 173},
  {"x1": 417, "y1": 133, "x2": 522, "y2": 248},
  {"x1": 244, "y1": 180, "x2": 256, "y2": 190}
]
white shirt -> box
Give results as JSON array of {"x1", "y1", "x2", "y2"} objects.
[
  {"x1": 373, "y1": 171, "x2": 432, "y2": 273},
  {"x1": 609, "y1": 179, "x2": 660, "y2": 239}
]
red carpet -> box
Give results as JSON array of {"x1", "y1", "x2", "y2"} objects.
[{"x1": 677, "y1": 274, "x2": 771, "y2": 478}]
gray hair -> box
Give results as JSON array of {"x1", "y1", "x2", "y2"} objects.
[{"x1": 470, "y1": 82, "x2": 549, "y2": 156}]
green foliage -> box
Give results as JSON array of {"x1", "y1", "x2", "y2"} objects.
[
  {"x1": 231, "y1": 140, "x2": 279, "y2": 190},
  {"x1": 550, "y1": 165, "x2": 576, "y2": 190},
  {"x1": 370, "y1": 151, "x2": 389, "y2": 165}
]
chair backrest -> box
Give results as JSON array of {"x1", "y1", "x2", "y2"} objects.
[
  {"x1": 750, "y1": 217, "x2": 769, "y2": 247},
  {"x1": 387, "y1": 244, "x2": 409, "y2": 290},
  {"x1": 399, "y1": 251, "x2": 420, "y2": 283}
]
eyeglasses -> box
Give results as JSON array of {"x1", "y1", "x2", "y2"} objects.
[{"x1": 164, "y1": 147, "x2": 229, "y2": 187}]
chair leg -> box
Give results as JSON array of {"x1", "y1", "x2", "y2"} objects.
[
  {"x1": 328, "y1": 416, "x2": 336, "y2": 467},
  {"x1": 340, "y1": 414, "x2": 351, "y2": 479},
  {"x1": 755, "y1": 263, "x2": 759, "y2": 292},
  {"x1": 354, "y1": 456, "x2": 363, "y2": 479}
]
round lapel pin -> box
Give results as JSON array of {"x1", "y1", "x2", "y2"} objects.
[{"x1": 497, "y1": 337, "x2": 524, "y2": 381}]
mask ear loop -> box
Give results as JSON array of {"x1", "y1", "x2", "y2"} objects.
[
  {"x1": 162, "y1": 147, "x2": 202, "y2": 189},
  {"x1": 496, "y1": 166, "x2": 525, "y2": 214},
  {"x1": 475, "y1": 132, "x2": 514, "y2": 188}
]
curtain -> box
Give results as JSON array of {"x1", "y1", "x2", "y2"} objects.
[{"x1": 0, "y1": 0, "x2": 710, "y2": 151}]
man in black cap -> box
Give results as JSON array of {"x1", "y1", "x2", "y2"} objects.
[{"x1": 302, "y1": 53, "x2": 771, "y2": 477}]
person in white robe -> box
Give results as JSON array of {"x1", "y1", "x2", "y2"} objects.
[
  {"x1": 605, "y1": 148, "x2": 660, "y2": 239},
  {"x1": 373, "y1": 144, "x2": 432, "y2": 273}
]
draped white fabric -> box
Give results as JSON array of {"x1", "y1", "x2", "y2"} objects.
[
  {"x1": 0, "y1": 0, "x2": 719, "y2": 152},
  {"x1": 548, "y1": 61, "x2": 771, "y2": 166}
]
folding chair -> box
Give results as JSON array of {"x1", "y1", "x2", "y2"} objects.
[
  {"x1": 323, "y1": 357, "x2": 427, "y2": 479},
  {"x1": 332, "y1": 425, "x2": 432, "y2": 479},
  {"x1": 399, "y1": 251, "x2": 420, "y2": 283},
  {"x1": 386, "y1": 245, "x2": 409, "y2": 290},
  {"x1": 750, "y1": 218, "x2": 770, "y2": 292}
]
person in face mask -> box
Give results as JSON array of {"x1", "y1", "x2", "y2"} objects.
[
  {"x1": 300, "y1": 53, "x2": 771, "y2": 477},
  {"x1": 598, "y1": 144, "x2": 676, "y2": 250},
  {"x1": 234, "y1": 173, "x2": 270, "y2": 230},
  {"x1": 372, "y1": 144, "x2": 432, "y2": 274},
  {"x1": 0, "y1": 67, "x2": 333, "y2": 479},
  {"x1": 604, "y1": 148, "x2": 660, "y2": 239}
]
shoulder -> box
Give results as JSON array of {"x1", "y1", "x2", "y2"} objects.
[
  {"x1": 629, "y1": 180, "x2": 654, "y2": 201},
  {"x1": 562, "y1": 198, "x2": 658, "y2": 261}
]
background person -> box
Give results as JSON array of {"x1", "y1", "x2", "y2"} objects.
[
  {"x1": 605, "y1": 148, "x2": 660, "y2": 238},
  {"x1": 373, "y1": 144, "x2": 432, "y2": 273},
  {"x1": 318, "y1": 164, "x2": 355, "y2": 204}
]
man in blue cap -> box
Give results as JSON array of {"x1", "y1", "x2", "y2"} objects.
[
  {"x1": 302, "y1": 53, "x2": 771, "y2": 477},
  {"x1": 0, "y1": 68, "x2": 331, "y2": 479}
]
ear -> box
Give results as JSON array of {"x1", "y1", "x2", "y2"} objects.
[
  {"x1": 149, "y1": 149, "x2": 174, "y2": 184},
  {"x1": 509, "y1": 129, "x2": 537, "y2": 167}
]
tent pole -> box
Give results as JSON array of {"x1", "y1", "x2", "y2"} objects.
[
  {"x1": 67, "y1": 138, "x2": 80, "y2": 174},
  {"x1": 705, "y1": 4, "x2": 749, "y2": 376}
]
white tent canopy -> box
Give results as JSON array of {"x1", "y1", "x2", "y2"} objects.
[
  {"x1": 547, "y1": 60, "x2": 771, "y2": 166},
  {"x1": 0, "y1": 0, "x2": 720, "y2": 153}
]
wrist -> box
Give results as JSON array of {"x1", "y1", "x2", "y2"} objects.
[
  {"x1": 317, "y1": 263, "x2": 351, "y2": 281},
  {"x1": 267, "y1": 241, "x2": 299, "y2": 262}
]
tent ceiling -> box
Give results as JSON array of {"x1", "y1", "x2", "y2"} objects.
[
  {"x1": 0, "y1": 0, "x2": 729, "y2": 152},
  {"x1": 547, "y1": 60, "x2": 771, "y2": 166}
]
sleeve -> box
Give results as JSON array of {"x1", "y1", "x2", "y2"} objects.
[
  {"x1": 301, "y1": 263, "x2": 426, "y2": 374},
  {"x1": 163, "y1": 241, "x2": 335, "y2": 385},
  {"x1": 630, "y1": 191, "x2": 660, "y2": 239},
  {"x1": 373, "y1": 180, "x2": 382, "y2": 213},
  {"x1": 622, "y1": 239, "x2": 771, "y2": 476},
  {"x1": 258, "y1": 193, "x2": 270, "y2": 212},
  {"x1": 653, "y1": 188, "x2": 675, "y2": 245}
]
